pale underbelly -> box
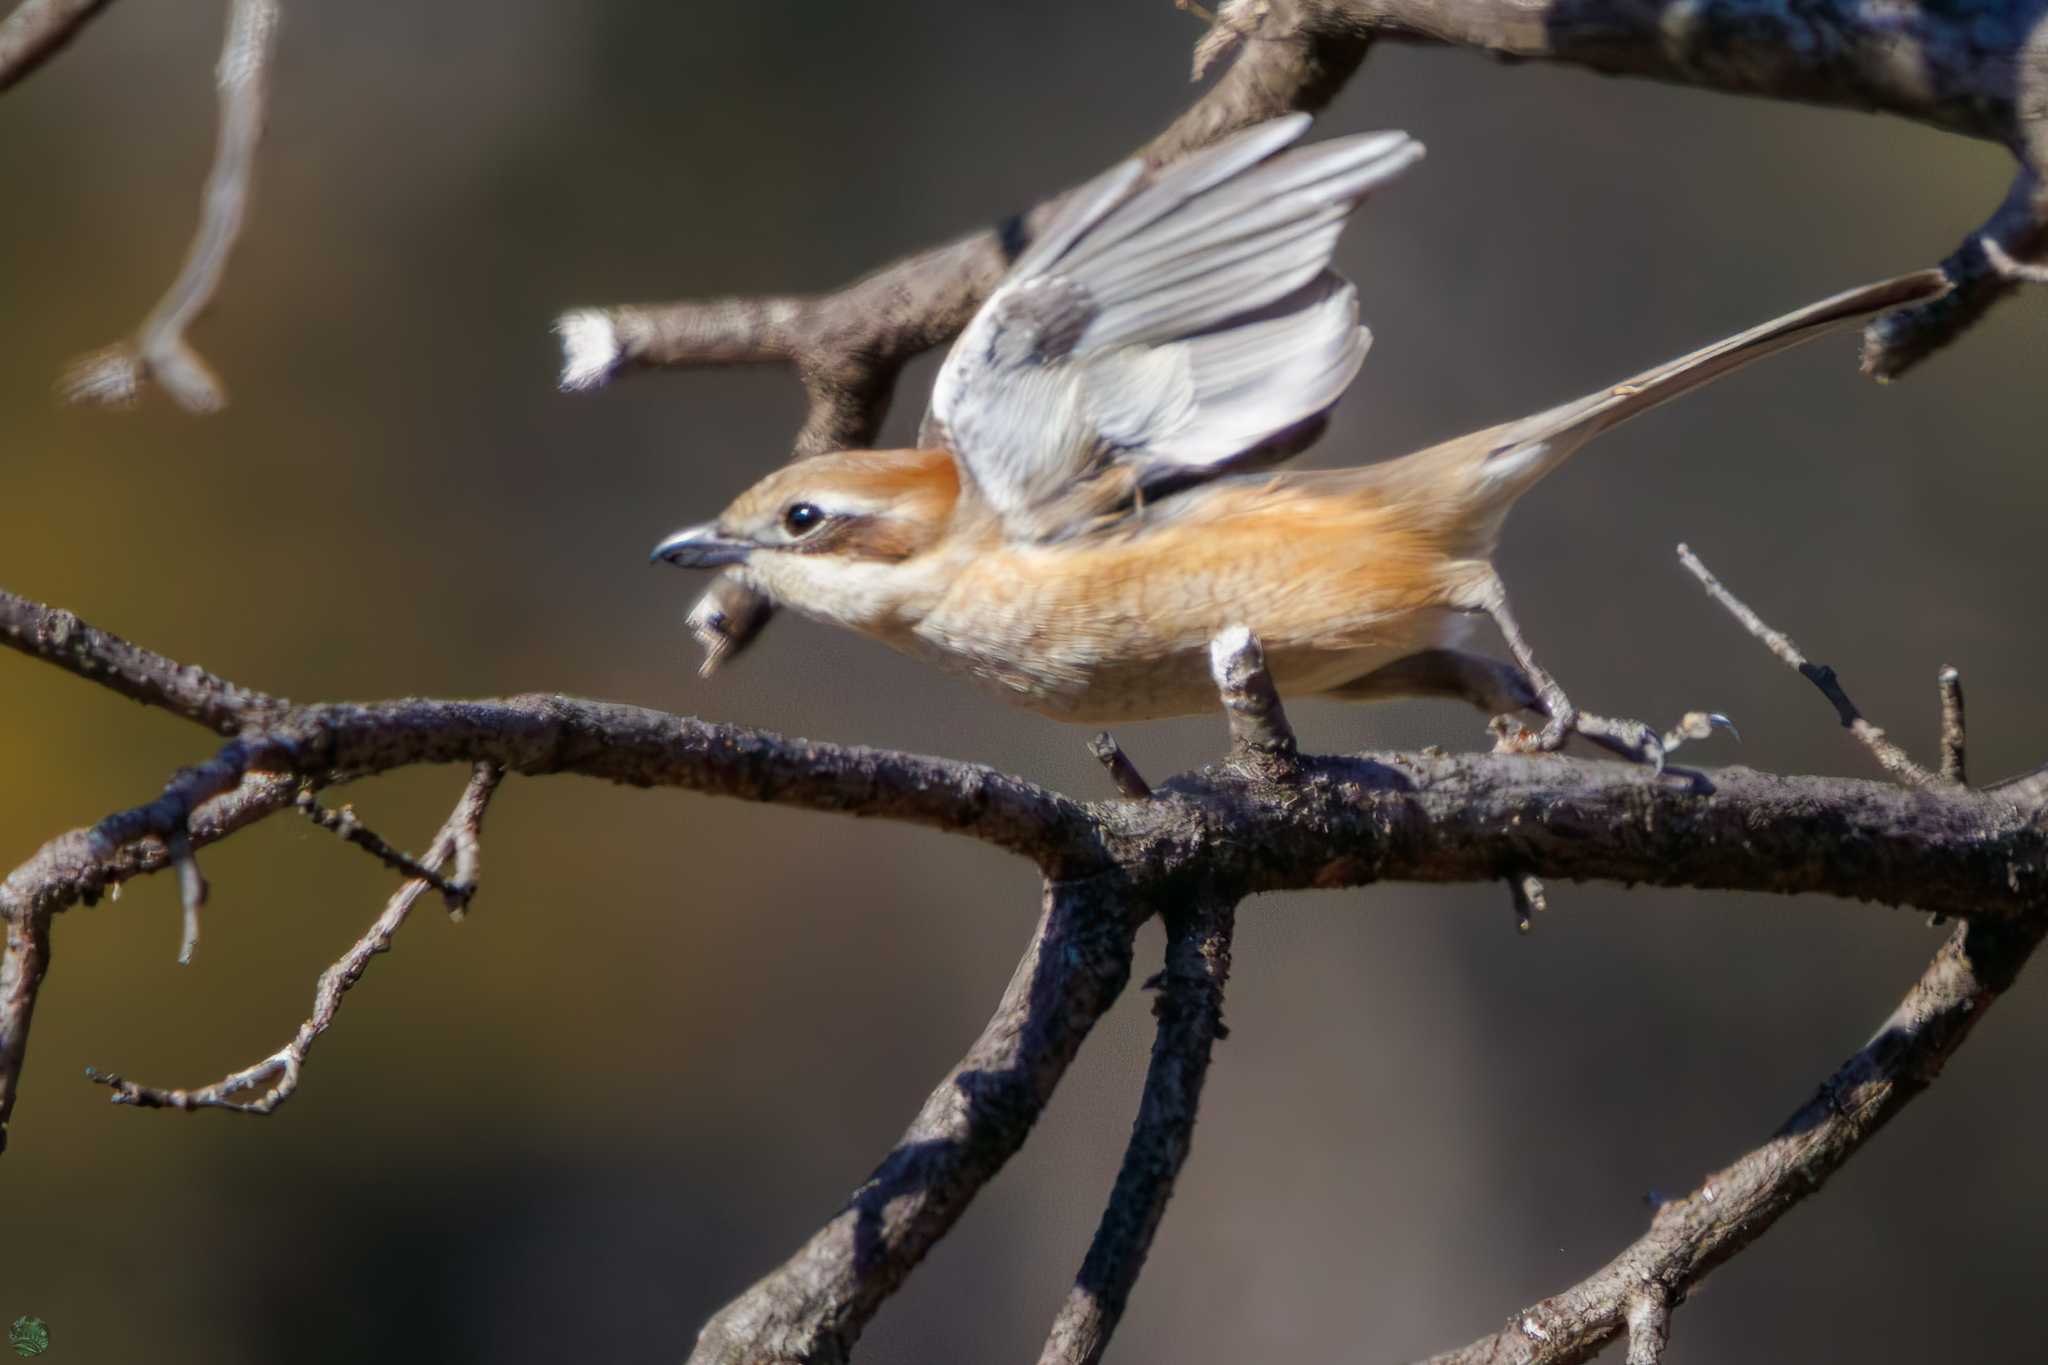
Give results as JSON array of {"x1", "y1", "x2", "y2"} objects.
[{"x1": 898, "y1": 607, "x2": 1474, "y2": 723}]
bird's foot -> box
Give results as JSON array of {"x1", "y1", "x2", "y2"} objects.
[{"x1": 1491, "y1": 706, "x2": 1735, "y2": 772}]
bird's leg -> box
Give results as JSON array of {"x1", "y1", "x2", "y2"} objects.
[
  {"x1": 1328, "y1": 648, "x2": 1678, "y2": 765},
  {"x1": 1325, "y1": 649, "x2": 1542, "y2": 716},
  {"x1": 1454, "y1": 568, "x2": 1666, "y2": 767}
]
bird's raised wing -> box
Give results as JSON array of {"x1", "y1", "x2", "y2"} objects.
[{"x1": 920, "y1": 116, "x2": 1423, "y2": 542}]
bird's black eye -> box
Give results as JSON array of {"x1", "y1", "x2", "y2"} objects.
[{"x1": 782, "y1": 502, "x2": 825, "y2": 536}]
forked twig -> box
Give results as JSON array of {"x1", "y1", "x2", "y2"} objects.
[
  {"x1": 59, "y1": 0, "x2": 278, "y2": 412},
  {"x1": 89, "y1": 763, "x2": 502, "y2": 1114},
  {"x1": 1677, "y1": 544, "x2": 1942, "y2": 787},
  {"x1": 294, "y1": 787, "x2": 474, "y2": 912},
  {"x1": 1039, "y1": 894, "x2": 1235, "y2": 1365}
]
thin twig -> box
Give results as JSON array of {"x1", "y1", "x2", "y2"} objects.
[
  {"x1": 8, "y1": 581, "x2": 2048, "y2": 1358},
  {"x1": 1939, "y1": 666, "x2": 1967, "y2": 786},
  {"x1": 1087, "y1": 733, "x2": 1153, "y2": 800},
  {"x1": 1509, "y1": 871, "x2": 1547, "y2": 934},
  {"x1": 293, "y1": 787, "x2": 473, "y2": 911},
  {"x1": 557, "y1": 0, "x2": 1369, "y2": 672},
  {"x1": 167, "y1": 829, "x2": 207, "y2": 965},
  {"x1": 0, "y1": 769, "x2": 303, "y2": 1148},
  {"x1": 0, "y1": 590, "x2": 286, "y2": 735},
  {"x1": 1039, "y1": 894, "x2": 1234, "y2": 1365},
  {"x1": 1982, "y1": 233, "x2": 2048, "y2": 285},
  {"x1": 0, "y1": 0, "x2": 115, "y2": 92},
  {"x1": 1209, "y1": 626, "x2": 1300, "y2": 782},
  {"x1": 1677, "y1": 544, "x2": 1939, "y2": 787},
  {"x1": 89, "y1": 763, "x2": 502, "y2": 1114},
  {"x1": 60, "y1": 0, "x2": 278, "y2": 412}
]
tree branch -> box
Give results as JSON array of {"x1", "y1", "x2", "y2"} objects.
[
  {"x1": 0, "y1": 768, "x2": 300, "y2": 1150},
  {"x1": 0, "y1": 0, "x2": 114, "y2": 92},
  {"x1": 59, "y1": 0, "x2": 278, "y2": 412},
  {"x1": 1220, "y1": 0, "x2": 2047, "y2": 377},
  {"x1": 1038, "y1": 891, "x2": 1236, "y2": 1365},
  {"x1": 685, "y1": 873, "x2": 1146, "y2": 1365},
  {"x1": 1419, "y1": 909, "x2": 2046, "y2": 1365},
  {"x1": 8, "y1": 582, "x2": 2046, "y2": 1353},
  {"x1": 1677, "y1": 544, "x2": 1945, "y2": 787},
  {"x1": 87, "y1": 763, "x2": 503, "y2": 1114},
  {"x1": 554, "y1": 0, "x2": 1372, "y2": 672},
  {"x1": 1209, "y1": 626, "x2": 1302, "y2": 784},
  {"x1": 0, "y1": 590, "x2": 286, "y2": 734}
]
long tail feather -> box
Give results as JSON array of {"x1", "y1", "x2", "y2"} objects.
[{"x1": 1455, "y1": 269, "x2": 1949, "y2": 511}]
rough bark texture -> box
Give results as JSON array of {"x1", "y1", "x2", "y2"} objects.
[
  {"x1": 9, "y1": 1, "x2": 2048, "y2": 1360},
  {"x1": 3, "y1": 586, "x2": 2046, "y2": 1360},
  {"x1": 688, "y1": 876, "x2": 1146, "y2": 1365},
  {"x1": 1039, "y1": 892, "x2": 1238, "y2": 1365}
]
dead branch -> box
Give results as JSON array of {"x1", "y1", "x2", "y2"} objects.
[
  {"x1": 59, "y1": 0, "x2": 277, "y2": 412},
  {"x1": 1039, "y1": 892, "x2": 1237, "y2": 1365},
  {"x1": 1088, "y1": 732, "x2": 1155, "y2": 801},
  {"x1": 88, "y1": 763, "x2": 502, "y2": 1114},
  {"x1": 293, "y1": 787, "x2": 476, "y2": 910},
  {"x1": 1939, "y1": 666, "x2": 1968, "y2": 785},
  {"x1": 0, "y1": 592, "x2": 286, "y2": 733},
  {"x1": 1412, "y1": 535, "x2": 2022, "y2": 1364},
  {"x1": 0, "y1": 0, "x2": 115, "y2": 91},
  {"x1": 685, "y1": 874, "x2": 1145, "y2": 1365},
  {"x1": 1420, "y1": 910, "x2": 2045, "y2": 1365},
  {"x1": 555, "y1": 0, "x2": 1373, "y2": 672},
  {"x1": 2, "y1": 0, "x2": 2041, "y2": 1354},
  {"x1": 0, "y1": 767, "x2": 300, "y2": 1150},
  {"x1": 1678, "y1": 543, "x2": 1945, "y2": 786},
  {"x1": 1212, "y1": 0, "x2": 2048, "y2": 377},
  {"x1": 1209, "y1": 626, "x2": 1302, "y2": 783},
  {"x1": 549, "y1": 0, "x2": 2043, "y2": 674},
  {"x1": 5, "y1": 575, "x2": 2048, "y2": 1356}
]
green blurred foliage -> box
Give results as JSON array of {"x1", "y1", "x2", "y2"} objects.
[{"x1": 2, "y1": 2, "x2": 2044, "y2": 1362}]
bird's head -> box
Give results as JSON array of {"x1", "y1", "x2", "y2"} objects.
[{"x1": 651, "y1": 447, "x2": 961, "y2": 627}]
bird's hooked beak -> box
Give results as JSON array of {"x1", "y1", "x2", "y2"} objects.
[{"x1": 650, "y1": 523, "x2": 753, "y2": 569}]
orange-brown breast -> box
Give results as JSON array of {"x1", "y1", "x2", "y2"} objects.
[{"x1": 910, "y1": 474, "x2": 1476, "y2": 720}]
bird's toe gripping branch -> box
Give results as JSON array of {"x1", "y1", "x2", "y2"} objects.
[{"x1": 1466, "y1": 569, "x2": 1735, "y2": 772}]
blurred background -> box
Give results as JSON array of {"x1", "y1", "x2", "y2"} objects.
[{"x1": 3, "y1": 3, "x2": 2044, "y2": 1361}]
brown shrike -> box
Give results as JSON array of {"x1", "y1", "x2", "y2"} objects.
[{"x1": 652, "y1": 116, "x2": 1945, "y2": 763}]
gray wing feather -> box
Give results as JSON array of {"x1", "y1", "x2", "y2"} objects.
[{"x1": 925, "y1": 118, "x2": 1423, "y2": 540}]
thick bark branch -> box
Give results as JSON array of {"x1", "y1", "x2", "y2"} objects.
[
  {"x1": 1144, "y1": 752, "x2": 2047, "y2": 922},
  {"x1": 1419, "y1": 910, "x2": 2046, "y2": 1365},
  {"x1": 1228, "y1": 0, "x2": 2048, "y2": 376},
  {"x1": 1038, "y1": 891, "x2": 1236, "y2": 1365},
  {"x1": 7, "y1": 586, "x2": 2047, "y2": 1165},
  {"x1": 685, "y1": 875, "x2": 1144, "y2": 1365}
]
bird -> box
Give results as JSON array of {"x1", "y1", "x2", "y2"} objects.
[{"x1": 651, "y1": 115, "x2": 1947, "y2": 763}]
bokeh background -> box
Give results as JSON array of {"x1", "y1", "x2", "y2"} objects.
[{"x1": 3, "y1": 3, "x2": 2044, "y2": 1361}]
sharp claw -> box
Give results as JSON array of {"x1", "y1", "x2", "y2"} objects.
[{"x1": 1660, "y1": 710, "x2": 1740, "y2": 756}]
